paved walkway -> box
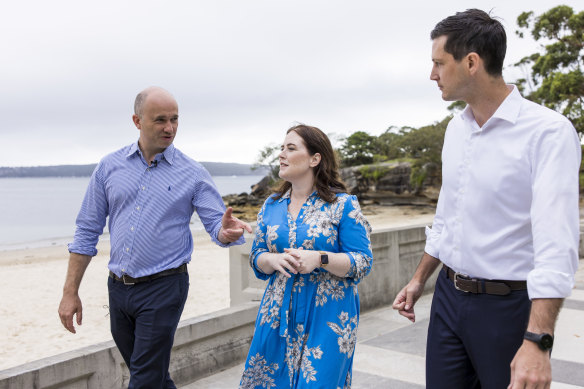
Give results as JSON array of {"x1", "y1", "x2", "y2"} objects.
[{"x1": 186, "y1": 266, "x2": 584, "y2": 388}]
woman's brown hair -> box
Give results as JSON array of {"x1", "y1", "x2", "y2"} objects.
[{"x1": 272, "y1": 124, "x2": 347, "y2": 203}]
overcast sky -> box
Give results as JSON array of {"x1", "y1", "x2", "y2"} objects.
[{"x1": 2, "y1": 0, "x2": 580, "y2": 167}]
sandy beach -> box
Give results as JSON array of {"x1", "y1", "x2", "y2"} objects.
[{"x1": 0, "y1": 205, "x2": 432, "y2": 371}]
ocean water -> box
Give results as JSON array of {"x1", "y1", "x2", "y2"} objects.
[{"x1": 0, "y1": 175, "x2": 264, "y2": 249}]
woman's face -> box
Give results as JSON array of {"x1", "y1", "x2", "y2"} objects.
[{"x1": 278, "y1": 131, "x2": 318, "y2": 184}]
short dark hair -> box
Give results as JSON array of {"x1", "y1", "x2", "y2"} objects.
[
  {"x1": 273, "y1": 124, "x2": 347, "y2": 203},
  {"x1": 431, "y1": 8, "x2": 506, "y2": 76}
]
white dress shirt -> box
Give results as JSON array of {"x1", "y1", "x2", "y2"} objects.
[{"x1": 425, "y1": 85, "x2": 581, "y2": 299}]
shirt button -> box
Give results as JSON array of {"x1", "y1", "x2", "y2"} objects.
[
  {"x1": 136, "y1": 206, "x2": 140, "y2": 210},
  {"x1": 126, "y1": 248, "x2": 129, "y2": 252},
  {"x1": 141, "y1": 186, "x2": 146, "y2": 190},
  {"x1": 130, "y1": 226, "x2": 134, "y2": 231}
]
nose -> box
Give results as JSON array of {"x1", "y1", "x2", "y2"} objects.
[{"x1": 430, "y1": 65, "x2": 438, "y2": 81}]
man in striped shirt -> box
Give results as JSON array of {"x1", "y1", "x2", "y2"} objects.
[{"x1": 58, "y1": 86, "x2": 252, "y2": 388}]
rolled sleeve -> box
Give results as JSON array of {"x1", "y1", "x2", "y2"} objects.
[
  {"x1": 424, "y1": 187, "x2": 445, "y2": 259},
  {"x1": 68, "y1": 164, "x2": 108, "y2": 257},
  {"x1": 527, "y1": 121, "x2": 580, "y2": 299}
]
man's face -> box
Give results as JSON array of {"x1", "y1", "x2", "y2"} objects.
[
  {"x1": 133, "y1": 91, "x2": 178, "y2": 159},
  {"x1": 430, "y1": 35, "x2": 469, "y2": 102}
]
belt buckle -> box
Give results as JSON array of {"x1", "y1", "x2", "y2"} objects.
[
  {"x1": 453, "y1": 272, "x2": 469, "y2": 292},
  {"x1": 122, "y1": 274, "x2": 135, "y2": 286}
]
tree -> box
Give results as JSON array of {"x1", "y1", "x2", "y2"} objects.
[
  {"x1": 338, "y1": 131, "x2": 376, "y2": 167},
  {"x1": 514, "y1": 5, "x2": 584, "y2": 135},
  {"x1": 252, "y1": 143, "x2": 280, "y2": 182}
]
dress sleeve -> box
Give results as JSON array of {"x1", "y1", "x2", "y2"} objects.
[
  {"x1": 338, "y1": 195, "x2": 373, "y2": 283},
  {"x1": 68, "y1": 163, "x2": 109, "y2": 257},
  {"x1": 527, "y1": 120, "x2": 581, "y2": 299},
  {"x1": 249, "y1": 197, "x2": 271, "y2": 280}
]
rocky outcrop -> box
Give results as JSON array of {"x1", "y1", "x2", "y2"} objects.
[
  {"x1": 340, "y1": 161, "x2": 439, "y2": 206},
  {"x1": 223, "y1": 161, "x2": 441, "y2": 218}
]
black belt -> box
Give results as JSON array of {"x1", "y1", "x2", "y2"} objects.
[
  {"x1": 109, "y1": 263, "x2": 187, "y2": 285},
  {"x1": 443, "y1": 265, "x2": 526, "y2": 296}
]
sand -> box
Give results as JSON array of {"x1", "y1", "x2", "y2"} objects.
[{"x1": 0, "y1": 205, "x2": 435, "y2": 371}]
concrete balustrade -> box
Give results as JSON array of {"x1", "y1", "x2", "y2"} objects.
[{"x1": 0, "y1": 224, "x2": 444, "y2": 388}]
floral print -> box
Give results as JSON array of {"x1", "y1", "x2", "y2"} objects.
[{"x1": 240, "y1": 191, "x2": 373, "y2": 388}]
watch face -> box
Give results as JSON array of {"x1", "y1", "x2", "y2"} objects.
[
  {"x1": 541, "y1": 334, "x2": 554, "y2": 350},
  {"x1": 320, "y1": 253, "x2": 329, "y2": 265}
]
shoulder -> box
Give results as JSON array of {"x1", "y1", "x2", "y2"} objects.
[{"x1": 519, "y1": 97, "x2": 574, "y2": 129}]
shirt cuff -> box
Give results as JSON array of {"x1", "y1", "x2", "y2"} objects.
[
  {"x1": 424, "y1": 225, "x2": 440, "y2": 259},
  {"x1": 67, "y1": 243, "x2": 97, "y2": 257},
  {"x1": 527, "y1": 269, "x2": 575, "y2": 299}
]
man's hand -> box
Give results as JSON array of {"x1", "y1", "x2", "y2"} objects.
[
  {"x1": 508, "y1": 341, "x2": 552, "y2": 389},
  {"x1": 392, "y1": 280, "x2": 425, "y2": 322},
  {"x1": 218, "y1": 207, "x2": 253, "y2": 244},
  {"x1": 58, "y1": 253, "x2": 91, "y2": 334},
  {"x1": 58, "y1": 293, "x2": 83, "y2": 334}
]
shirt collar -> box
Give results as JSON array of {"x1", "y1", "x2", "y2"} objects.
[
  {"x1": 126, "y1": 141, "x2": 176, "y2": 166},
  {"x1": 460, "y1": 84, "x2": 522, "y2": 128}
]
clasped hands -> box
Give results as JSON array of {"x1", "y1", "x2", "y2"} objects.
[{"x1": 271, "y1": 248, "x2": 321, "y2": 277}]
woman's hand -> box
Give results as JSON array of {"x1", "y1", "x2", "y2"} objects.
[
  {"x1": 260, "y1": 252, "x2": 300, "y2": 278},
  {"x1": 284, "y1": 248, "x2": 320, "y2": 274}
]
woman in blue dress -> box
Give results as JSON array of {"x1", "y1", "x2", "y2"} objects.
[{"x1": 239, "y1": 124, "x2": 373, "y2": 389}]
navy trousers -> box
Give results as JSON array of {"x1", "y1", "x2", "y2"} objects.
[
  {"x1": 426, "y1": 268, "x2": 531, "y2": 389},
  {"x1": 108, "y1": 271, "x2": 189, "y2": 389}
]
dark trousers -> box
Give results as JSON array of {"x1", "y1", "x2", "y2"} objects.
[
  {"x1": 108, "y1": 272, "x2": 189, "y2": 389},
  {"x1": 426, "y1": 268, "x2": 531, "y2": 389}
]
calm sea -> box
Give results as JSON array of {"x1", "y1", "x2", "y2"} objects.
[{"x1": 0, "y1": 175, "x2": 264, "y2": 250}]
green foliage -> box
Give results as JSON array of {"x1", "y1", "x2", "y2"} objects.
[
  {"x1": 359, "y1": 165, "x2": 390, "y2": 183},
  {"x1": 514, "y1": 5, "x2": 584, "y2": 135},
  {"x1": 338, "y1": 131, "x2": 376, "y2": 166}
]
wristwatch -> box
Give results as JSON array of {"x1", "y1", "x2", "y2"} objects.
[
  {"x1": 318, "y1": 251, "x2": 329, "y2": 268},
  {"x1": 524, "y1": 331, "x2": 554, "y2": 351}
]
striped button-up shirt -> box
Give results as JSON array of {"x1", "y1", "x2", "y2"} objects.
[{"x1": 68, "y1": 142, "x2": 243, "y2": 278}]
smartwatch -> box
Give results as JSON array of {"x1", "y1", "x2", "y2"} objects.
[
  {"x1": 524, "y1": 331, "x2": 554, "y2": 351},
  {"x1": 318, "y1": 251, "x2": 329, "y2": 268}
]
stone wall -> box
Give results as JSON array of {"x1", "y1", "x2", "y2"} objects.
[{"x1": 0, "y1": 225, "x2": 433, "y2": 388}]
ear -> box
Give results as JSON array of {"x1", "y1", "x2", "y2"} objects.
[
  {"x1": 132, "y1": 114, "x2": 141, "y2": 130},
  {"x1": 310, "y1": 153, "x2": 321, "y2": 168},
  {"x1": 466, "y1": 52, "x2": 481, "y2": 76}
]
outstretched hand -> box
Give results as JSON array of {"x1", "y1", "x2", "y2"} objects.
[{"x1": 218, "y1": 207, "x2": 253, "y2": 244}]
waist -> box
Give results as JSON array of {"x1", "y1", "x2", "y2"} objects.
[
  {"x1": 443, "y1": 264, "x2": 526, "y2": 296},
  {"x1": 109, "y1": 263, "x2": 188, "y2": 285}
]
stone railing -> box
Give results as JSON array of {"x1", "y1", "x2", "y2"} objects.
[{"x1": 0, "y1": 224, "x2": 434, "y2": 388}]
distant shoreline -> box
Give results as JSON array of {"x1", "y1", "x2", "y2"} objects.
[{"x1": 0, "y1": 162, "x2": 269, "y2": 178}]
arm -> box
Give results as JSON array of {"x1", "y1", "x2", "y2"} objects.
[
  {"x1": 509, "y1": 121, "x2": 580, "y2": 388},
  {"x1": 392, "y1": 252, "x2": 441, "y2": 322},
  {"x1": 508, "y1": 298, "x2": 563, "y2": 389},
  {"x1": 58, "y1": 252, "x2": 92, "y2": 333}
]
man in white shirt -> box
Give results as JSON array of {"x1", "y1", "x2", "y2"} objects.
[{"x1": 392, "y1": 9, "x2": 580, "y2": 389}]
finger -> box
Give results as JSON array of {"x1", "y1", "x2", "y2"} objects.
[
  {"x1": 404, "y1": 290, "x2": 415, "y2": 311},
  {"x1": 398, "y1": 310, "x2": 415, "y2": 323},
  {"x1": 282, "y1": 261, "x2": 298, "y2": 274},
  {"x1": 76, "y1": 309, "x2": 83, "y2": 326},
  {"x1": 276, "y1": 265, "x2": 291, "y2": 278},
  {"x1": 243, "y1": 222, "x2": 252, "y2": 233},
  {"x1": 223, "y1": 207, "x2": 233, "y2": 220}
]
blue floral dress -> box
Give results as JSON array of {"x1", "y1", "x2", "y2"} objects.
[{"x1": 239, "y1": 191, "x2": 373, "y2": 389}]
